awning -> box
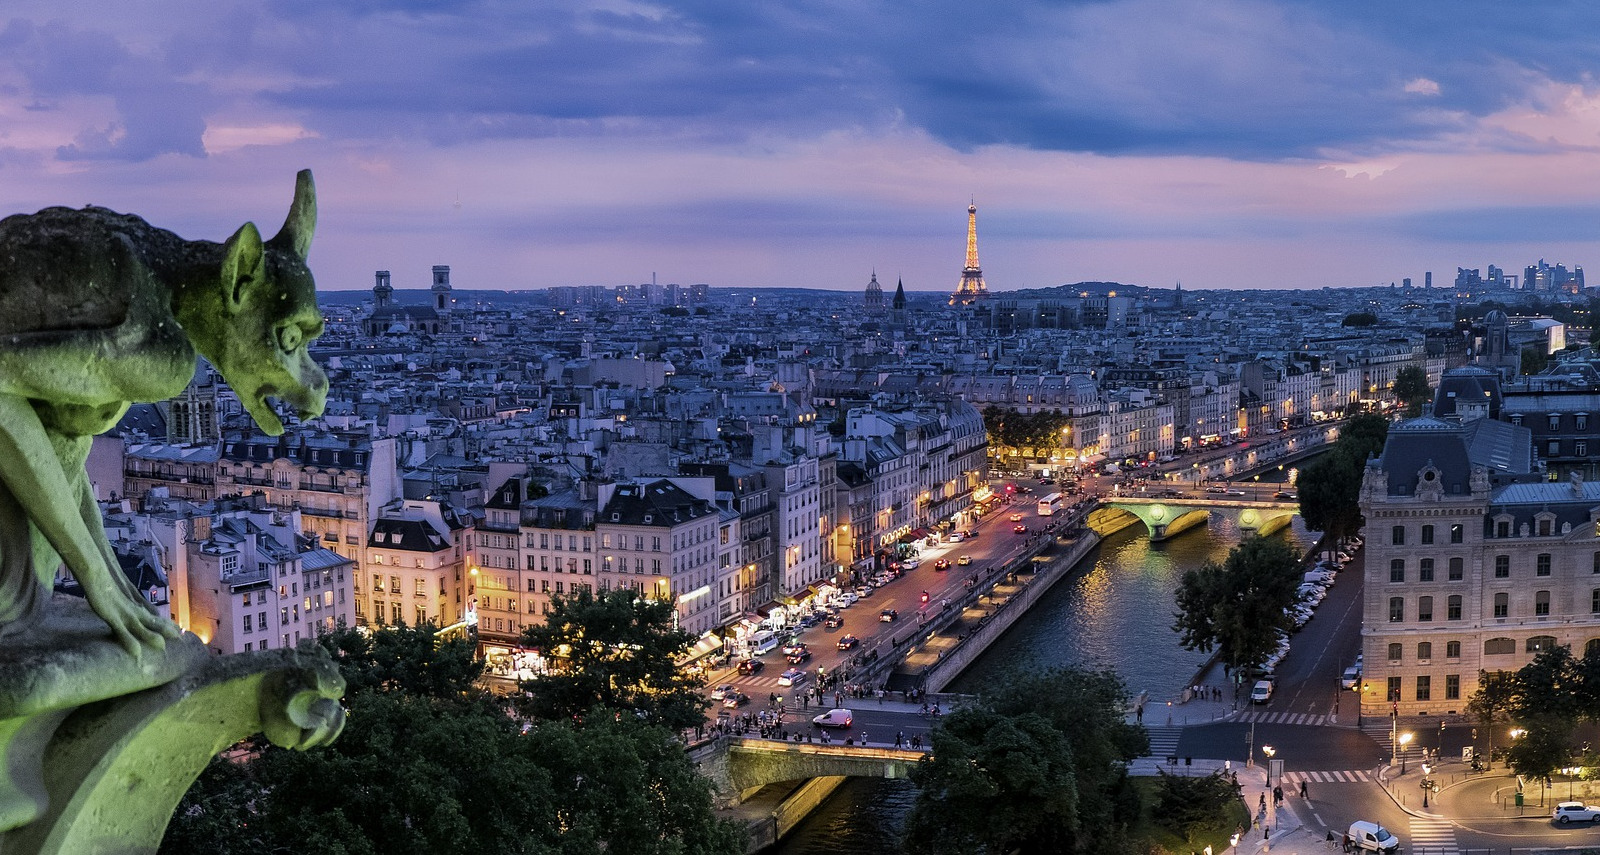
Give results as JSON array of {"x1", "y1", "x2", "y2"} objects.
[{"x1": 676, "y1": 634, "x2": 724, "y2": 665}]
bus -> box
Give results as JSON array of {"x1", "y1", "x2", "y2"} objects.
[{"x1": 1037, "y1": 492, "x2": 1063, "y2": 516}]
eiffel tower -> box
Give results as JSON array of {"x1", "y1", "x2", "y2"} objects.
[{"x1": 951, "y1": 202, "x2": 989, "y2": 305}]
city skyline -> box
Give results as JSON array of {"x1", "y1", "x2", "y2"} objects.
[{"x1": 7, "y1": 2, "x2": 1600, "y2": 292}]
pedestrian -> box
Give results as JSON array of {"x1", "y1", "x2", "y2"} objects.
[
  {"x1": 1136, "y1": 704, "x2": 1144, "y2": 724},
  {"x1": 1259, "y1": 792, "x2": 1266, "y2": 810},
  {"x1": 1273, "y1": 784, "x2": 1283, "y2": 805},
  {"x1": 835, "y1": 691, "x2": 842, "y2": 708},
  {"x1": 895, "y1": 731, "x2": 904, "y2": 748},
  {"x1": 861, "y1": 732, "x2": 868, "y2": 745},
  {"x1": 1299, "y1": 780, "x2": 1308, "y2": 799}
]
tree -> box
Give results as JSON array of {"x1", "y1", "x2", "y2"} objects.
[
  {"x1": 1341, "y1": 311, "x2": 1377, "y2": 327},
  {"x1": 1468, "y1": 669, "x2": 1517, "y2": 764},
  {"x1": 1171, "y1": 537, "x2": 1302, "y2": 674},
  {"x1": 1153, "y1": 770, "x2": 1240, "y2": 845},
  {"x1": 904, "y1": 667, "x2": 1146, "y2": 855},
  {"x1": 1296, "y1": 414, "x2": 1389, "y2": 541},
  {"x1": 319, "y1": 618, "x2": 485, "y2": 699},
  {"x1": 1521, "y1": 345, "x2": 1550, "y2": 376},
  {"x1": 165, "y1": 621, "x2": 744, "y2": 855},
  {"x1": 1392, "y1": 365, "x2": 1431, "y2": 417},
  {"x1": 518, "y1": 587, "x2": 708, "y2": 730}
]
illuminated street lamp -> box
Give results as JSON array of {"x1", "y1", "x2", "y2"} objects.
[{"x1": 1399, "y1": 732, "x2": 1414, "y2": 774}]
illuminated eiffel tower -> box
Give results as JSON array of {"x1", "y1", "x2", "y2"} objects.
[{"x1": 950, "y1": 202, "x2": 989, "y2": 305}]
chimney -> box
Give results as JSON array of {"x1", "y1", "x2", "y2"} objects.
[{"x1": 1572, "y1": 469, "x2": 1585, "y2": 498}]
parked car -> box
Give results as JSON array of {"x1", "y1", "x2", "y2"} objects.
[
  {"x1": 722, "y1": 692, "x2": 750, "y2": 708},
  {"x1": 813, "y1": 708, "x2": 854, "y2": 729},
  {"x1": 824, "y1": 615, "x2": 844, "y2": 629},
  {"x1": 1555, "y1": 802, "x2": 1600, "y2": 823},
  {"x1": 1341, "y1": 666, "x2": 1362, "y2": 690},
  {"x1": 901, "y1": 557, "x2": 921, "y2": 569},
  {"x1": 738, "y1": 659, "x2": 764, "y2": 675},
  {"x1": 1346, "y1": 821, "x2": 1400, "y2": 852},
  {"x1": 839, "y1": 592, "x2": 859, "y2": 606},
  {"x1": 958, "y1": 555, "x2": 972, "y2": 566},
  {"x1": 879, "y1": 608, "x2": 899, "y2": 622},
  {"x1": 709, "y1": 684, "x2": 735, "y2": 701},
  {"x1": 837, "y1": 634, "x2": 859, "y2": 650},
  {"x1": 778, "y1": 668, "x2": 808, "y2": 687},
  {"x1": 1250, "y1": 680, "x2": 1274, "y2": 704}
]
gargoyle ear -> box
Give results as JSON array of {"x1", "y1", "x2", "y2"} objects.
[
  {"x1": 221, "y1": 222, "x2": 265, "y2": 311},
  {"x1": 270, "y1": 169, "x2": 317, "y2": 260}
]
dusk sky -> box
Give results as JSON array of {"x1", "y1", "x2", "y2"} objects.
[{"x1": 7, "y1": 2, "x2": 1600, "y2": 293}]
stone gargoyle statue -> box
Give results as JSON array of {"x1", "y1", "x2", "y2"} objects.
[{"x1": 0, "y1": 170, "x2": 328, "y2": 655}]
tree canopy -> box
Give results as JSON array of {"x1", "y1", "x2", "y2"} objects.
[
  {"x1": 981, "y1": 405, "x2": 1073, "y2": 456},
  {"x1": 1171, "y1": 537, "x2": 1302, "y2": 674},
  {"x1": 1341, "y1": 311, "x2": 1378, "y2": 327},
  {"x1": 1392, "y1": 365, "x2": 1432, "y2": 418},
  {"x1": 1466, "y1": 644, "x2": 1600, "y2": 780},
  {"x1": 518, "y1": 587, "x2": 708, "y2": 730},
  {"x1": 165, "y1": 618, "x2": 742, "y2": 855},
  {"x1": 1297, "y1": 413, "x2": 1389, "y2": 540},
  {"x1": 904, "y1": 667, "x2": 1147, "y2": 855}
]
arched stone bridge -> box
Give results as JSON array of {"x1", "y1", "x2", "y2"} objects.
[
  {"x1": 690, "y1": 737, "x2": 924, "y2": 806},
  {"x1": 1087, "y1": 497, "x2": 1299, "y2": 542}
]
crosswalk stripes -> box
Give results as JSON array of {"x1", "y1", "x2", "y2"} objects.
[
  {"x1": 1408, "y1": 817, "x2": 1458, "y2": 855},
  {"x1": 1235, "y1": 711, "x2": 1329, "y2": 726},
  {"x1": 1143, "y1": 726, "x2": 1182, "y2": 760},
  {"x1": 1281, "y1": 769, "x2": 1372, "y2": 783}
]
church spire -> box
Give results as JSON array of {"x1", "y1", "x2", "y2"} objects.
[{"x1": 951, "y1": 201, "x2": 989, "y2": 304}]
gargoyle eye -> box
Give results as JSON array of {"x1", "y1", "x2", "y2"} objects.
[{"x1": 277, "y1": 324, "x2": 303, "y2": 353}]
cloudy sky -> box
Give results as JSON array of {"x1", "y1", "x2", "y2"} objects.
[{"x1": 6, "y1": 1, "x2": 1600, "y2": 293}]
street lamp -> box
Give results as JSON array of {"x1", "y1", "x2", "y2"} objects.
[
  {"x1": 1399, "y1": 732, "x2": 1414, "y2": 775},
  {"x1": 1263, "y1": 744, "x2": 1276, "y2": 789}
]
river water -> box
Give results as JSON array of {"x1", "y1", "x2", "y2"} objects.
[{"x1": 769, "y1": 507, "x2": 1316, "y2": 854}]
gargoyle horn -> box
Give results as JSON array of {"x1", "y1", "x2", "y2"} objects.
[{"x1": 270, "y1": 169, "x2": 317, "y2": 260}]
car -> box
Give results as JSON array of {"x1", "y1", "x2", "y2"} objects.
[
  {"x1": 839, "y1": 592, "x2": 859, "y2": 606},
  {"x1": 709, "y1": 684, "x2": 735, "y2": 701},
  {"x1": 1019, "y1": 486, "x2": 1033, "y2": 494},
  {"x1": 737, "y1": 659, "x2": 764, "y2": 675},
  {"x1": 963, "y1": 529, "x2": 978, "y2": 539},
  {"x1": 858, "y1": 585, "x2": 875, "y2": 597},
  {"x1": 1204, "y1": 486, "x2": 1227, "y2": 494},
  {"x1": 1341, "y1": 666, "x2": 1362, "y2": 690},
  {"x1": 813, "y1": 708, "x2": 854, "y2": 728},
  {"x1": 824, "y1": 615, "x2": 844, "y2": 629},
  {"x1": 786, "y1": 649, "x2": 812, "y2": 664},
  {"x1": 1226, "y1": 489, "x2": 1247, "y2": 496},
  {"x1": 1346, "y1": 820, "x2": 1400, "y2": 852},
  {"x1": 958, "y1": 555, "x2": 972, "y2": 566},
  {"x1": 901, "y1": 557, "x2": 921, "y2": 569},
  {"x1": 799, "y1": 612, "x2": 822, "y2": 627},
  {"x1": 1273, "y1": 491, "x2": 1296, "y2": 500},
  {"x1": 782, "y1": 641, "x2": 807, "y2": 656},
  {"x1": 934, "y1": 559, "x2": 951, "y2": 571},
  {"x1": 879, "y1": 608, "x2": 898, "y2": 622},
  {"x1": 837, "y1": 634, "x2": 859, "y2": 650},
  {"x1": 722, "y1": 692, "x2": 750, "y2": 708},
  {"x1": 1554, "y1": 801, "x2": 1600, "y2": 823},
  {"x1": 946, "y1": 531, "x2": 965, "y2": 542},
  {"x1": 1013, "y1": 524, "x2": 1028, "y2": 534},
  {"x1": 1250, "y1": 680, "x2": 1273, "y2": 704},
  {"x1": 778, "y1": 668, "x2": 807, "y2": 687},
  {"x1": 1010, "y1": 513, "x2": 1024, "y2": 522}
]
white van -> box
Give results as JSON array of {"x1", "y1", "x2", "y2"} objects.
[
  {"x1": 747, "y1": 630, "x2": 780, "y2": 655},
  {"x1": 1346, "y1": 821, "x2": 1400, "y2": 852}
]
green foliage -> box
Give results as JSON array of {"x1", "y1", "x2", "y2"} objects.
[
  {"x1": 165, "y1": 620, "x2": 743, "y2": 855},
  {"x1": 904, "y1": 667, "x2": 1146, "y2": 854},
  {"x1": 1152, "y1": 771, "x2": 1240, "y2": 844},
  {"x1": 660, "y1": 306, "x2": 690, "y2": 317},
  {"x1": 981, "y1": 405, "x2": 1074, "y2": 455},
  {"x1": 518, "y1": 587, "x2": 708, "y2": 730},
  {"x1": 1522, "y1": 345, "x2": 1550, "y2": 376},
  {"x1": 1296, "y1": 414, "x2": 1388, "y2": 539},
  {"x1": 1341, "y1": 311, "x2": 1378, "y2": 327},
  {"x1": 1392, "y1": 365, "x2": 1432, "y2": 417},
  {"x1": 1171, "y1": 537, "x2": 1302, "y2": 673}
]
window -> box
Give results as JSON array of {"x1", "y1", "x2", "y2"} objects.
[
  {"x1": 1581, "y1": 441, "x2": 1591, "y2": 457},
  {"x1": 1416, "y1": 676, "x2": 1431, "y2": 701},
  {"x1": 375, "y1": 601, "x2": 386, "y2": 623},
  {"x1": 372, "y1": 573, "x2": 383, "y2": 593},
  {"x1": 1551, "y1": 414, "x2": 1563, "y2": 431},
  {"x1": 1389, "y1": 597, "x2": 1404, "y2": 622},
  {"x1": 1549, "y1": 440, "x2": 1562, "y2": 457},
  {"x1": 1419, "y1": 558, "x2": 1435, "y2": 582},
  {"x1": 1485, "y1": 637, "x2": 1515, "y2": 655},
  {"x1": 1581, "y1": 414, "x2": 1590, "y2": 430},
  {"x1": 1537, "y1": 554, "x2": 1552, "y2": 576},
  {"x1": 1445, "y1": 674, "x2": 1460, "y2": 700},
  {"x1": 1446, "y1": 640, "x2": 1461, "y2": 658},
  {"x1": 1592, "y1": 589, "x2": 1600, "y2": 614},
  {"x1": 1589, "y1": 639, "x2": 1600, "y2": 657},
  {"x1": 1418, "y1": 596, "x2": 1433, "y2": 622},
  {"x1": 1450, "y1": 524, "x2": 1464, "y2": 544},
  {"x1": 1448, "y1": 595, "x2": 1462, "y2": 621},
  {"x1": 1539, "y1": 518, "x2": 1553, "y2": 537},
  {"x1": 1497, "y1": 521, "x2": 1510, "y2": 538},
  {"x1": 1390, "y1": 559, "x2": 1406, "y2": 583},
  {"x1": 1511, "y1": 414, "x2": 1523, "y2": 426},
  {"x1": 1495, "y1": 555, "x2": 1510, "y2": 578},
  {"x1": 415, "y1": 578, "x2": 426, "y2": 596},
  {"x1": 390, "y1": 575, "x2": 400, "y2": 594},
  {"x1": 1528, "y1": 635, "x2": 1557, "y2": 653},
  {"x1": 1535, "y1": 590, "x2": 1550, "y2": 616},
  {"x1": 1493, "y1": 592, "x2": 1508, "y2": 617},
  {"x1": 1417, "y1": 641, "x2": 1433, "y2": 660},
  {"x1": 1449, "y1": 557, "x2": 1463, "y2": 581},
  {"x1": 1388, "y1": 642, "x2": 1403, "y2": 661},
  {"x1": 1421, "y1": 525, "x2": 1434, "y2": 545},
  {"x1": 243, "y1": 614, "x2": 253, "y2": 633},
  {"x1": 1387, "y1": 677, "x2": 1401, "y2": 702},
  {"x1": 1392, "y1": 525, "x2": 1405, "y2": 546}
]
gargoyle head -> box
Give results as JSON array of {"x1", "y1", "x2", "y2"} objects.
[{"x1": 202, "y1": 170, "x2": 328, "y2": 435}]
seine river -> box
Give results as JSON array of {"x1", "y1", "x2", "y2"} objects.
[{"x1": 768, "y1": 508, "x2": 1316, "y2": 854}]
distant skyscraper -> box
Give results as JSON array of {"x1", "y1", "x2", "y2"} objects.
[
  {"x1": 950, "y1": 202, "x2": 989, "y2": 305},
  {"x1": 864, "y1": 270, "x2": 884, "y2": 311},
  {"x1": 1425, "y1": 271, "x2": 1432, "y2": 289}
]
